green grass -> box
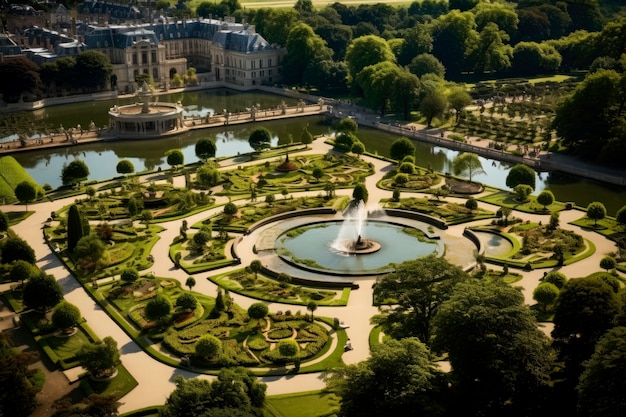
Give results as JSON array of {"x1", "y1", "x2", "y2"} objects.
[
  {"x1": 0, "y1": 155, "x2": 42, "y2": 203},
  {"x1": 80, "y1": 364, "x2": 138, "y2": 400},
  {"x1": 265, "y1": 390, "x2": 340, "y2": 417},
  {"x1": 479, "y1": 190, "x2": 567, "y2": 214}
]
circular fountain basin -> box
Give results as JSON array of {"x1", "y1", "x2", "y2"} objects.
[{"x1": 275, "y1": 220, "x2": 439, "y2": 276}]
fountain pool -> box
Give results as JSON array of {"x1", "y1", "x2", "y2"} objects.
[{"x1": 275, "y1": 220, "x2": 440, "y2": 276}]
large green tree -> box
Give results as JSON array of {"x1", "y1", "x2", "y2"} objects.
[
  {"x1": 326, "y1": 338, "x2": 444, "y2": 417},
  {"x1": 67, "y1": 204, "x2": 89, "y2": 253},
  {"x1": 0, "y1": 56, "x2": 42, "y2": 103},
  {"x1": 195, "y1": 138, "x2": 217, "y2": 162},
  {"x1": 447, "y1": 87, "x2": 472, "y2": 123},
  {"x1": 389, "y1": 137, "x2": 416, "y2": 161},
  {"x1": 75, "y1": 51, "x2": 113, "y2": 91},
  {"x1": 577, "y1": 326, "x2": 626, "y2": 417},
  {"x1": 345, "y1": 35, "x2": 396, "y2": 84},
  {"x1": 161, "y1": 368, "x2": 266, "y2": 417},
  {"x1": 61, "y1": 160, "x2": 90, "y2": 185},
  {"x1": 392, "y1": 68, "x2": 421, "y2": 120},
  {"x1": 0, "y1": 333, "x2": 40, "y2": 417},
  {"x1": 13, "y1": 181, "x2": 37, "y2": 211},
  {"x1": 355, "y1": 61, "x2": 401, "y2": 115},
  {"x1": 432, "y1": 280, "x2": 553, "y2": 416},
  {"x1": 22, "y1": 272, "x2": 64, "y2": 312},
  {"x1": 52, "y1": 301, "x2": 81, "y2": 332},
  {"x1": 505, "y1": 164, "x2": 536, "y2": 190},
  {"x1": 373, "y1": 256, "x2": 469, "y2": 342},
  {"x1": 284, "y1": 23, "x2": 332, "y2": 84},
  {"x1": 552, "y1": 276, "x2": 621, "y2": 388},
  {"x1": 419, "y1": 90, "x2": 447, "y2": 127},
  {"x1": 431, "y1": 10, "x2": 478, "y2": 78},
  {"x1": 469, "y1": 22, "x2": 513, "y2": 74},
  {"x1": 1, "y1": 236, "x2": 36, "y2": 264},
  {"x1": 248, "y1": 127, "x2": 272, "y2": 153},
  {"x1": 73, "y1": 234, "x2": 107, "y2": 272},
  {"x1": 452, "y1": 153, "x2": 485, "y2": 183},
  {"x1": 252, "y1": 8, "x2": 298, "y2": 46},
  {"x1": 78, "y1": 336, "x2": 120, "y2": 378}
]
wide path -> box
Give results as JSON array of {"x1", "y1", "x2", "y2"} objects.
[{"x1": 1, "y1": 137, "x2": 622, "y2": 413}]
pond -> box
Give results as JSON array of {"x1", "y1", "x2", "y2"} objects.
[
  {"x1": 472, "y1": 231, "x2": 514, "y2": 257},
  {"x1": 6, "y1": 88, "x2": 626, "y2": 213}
]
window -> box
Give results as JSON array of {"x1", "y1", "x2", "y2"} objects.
[
  {"x1": 268, "y1": 58, "x2": 272, "y2": 66},
  {"x1": 259, "y1": 59, "x2": 262, "y2": 68},
  {"x1": 142, "y1": 53, "x2": 147, "y2": 64},
  {"x1": 132, "y1": 54, "x2": 138, "y2": 65},
  {"x1": 151, "y1": 52, "x2": 156, "y2": 63},
  {"x1": 153, "y1": 68, "x2": 158, "y2": 79}
]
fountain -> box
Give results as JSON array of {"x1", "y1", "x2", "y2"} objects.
[{"x1": 331, "y1": 201, "x2": 382, "y2": 255}]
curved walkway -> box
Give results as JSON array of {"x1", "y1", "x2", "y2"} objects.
[{"x1": 1, "y1": 137, "x2": 623, "y2": 414}]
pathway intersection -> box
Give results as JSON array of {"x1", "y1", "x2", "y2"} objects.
[{"x1": 1, "y1": 137, "x2": 623, "y2": 414}]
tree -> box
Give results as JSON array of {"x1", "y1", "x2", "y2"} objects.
[
  {"x1": 392, "y1": 68, "x2": 421, "y2": 120},
  {"x1": 62, "y1": 160, "x2": 90, "y2": 185},
  {"x1": 75, "y1": 51, "x2": 112, "y2": 91},
  {"x1": 0, "y1": 56, "x2": 42, "y2": 103},
  {"x1": 447, "y1": 87, "x2": 472, "y2": 123},
  {"x1": 145, "y1": 294, "x2": 172, "y2": 323},
  {"x1": 452, "y1": 153, "x2": 485, "y2": 183},
  {"x1": 277, "y1": 339, "x2": 299, "y2": 358},
  {"x1": 196, "y1": 165, "x2": 221, "y2": 187},
  {"x1": 176, "y1": 293, "x2": 198, "y2": 311},
  {"x1": 513, "y1": 184, "x2": 533, "y2": 202},
  {"x1": 300, "y1": 127, "x2": 313, "y2": 144},
  {"x1": 195, "y1": 334, "x2": 222, "y2": 359},
  {"x1": 511, "y1": 41, "x2": 561, "y2": 75},
  {"x1": 600, "y1": 256, "x2": 616, "y2": 272},
  {"x1": 536, "y1": 190, "x2": 554, "y2": 210},
  {"x1": 306, "y1": 301, "x2": 318, "y2": 320},
  {"x1": 373, "y1": 256, "x2": 468, "y2": 342},
  {"x1": 166, "y1": 149, "x2": 184, "y2": 170},
  {"x1": 356, "y1": 61, "x2": 402, "y2": 115},
  {"x1": 397, "y1": 23, "x2": 433, "y2": 66},
  {"x1": 67, "y1": 204, "x2": 89, "y2": 253},
  {"x1": 552, "y1": 276, "x2": 621, "y2": 382},
  {"x1": 336, "y1": 117, "x2": 358, "y2": 134},
  {"x1": 431, "y1": 10, "x2": 478, "y2": 78},
  {"x1": 419, "y1": 90, "x2": 447, "y2": 127},
  {"x1": 345, "y1": 35, "x2": 396, "y2": 83},
  {"x1": 577, "y1": 327, "x2": 626, "y2": 417},
  {"x1": 195, "y1": 138, "x2": 217, "y2": 162},
  {"x1": 248, "y1": 127, "x2": 272, "y2": 153},
  {"x1": 533, "y1": 282, "x2": 559, "y2": 312},
  {"x1": 469, "y1": 22, "x2": 512, "y2": 73},
  {"x1": 0, "y1": 210, "x2": 8, "y2": 232},
  {"x1": 505, "y1": 164, "x2": 535, "y2": 190},
  {"x1": 116, "y1": 159, "x2": 134, "y2": 176},
  {"x1": 14, "y1": 181, "x2": 37, "y2": 211},
  {"x1": 120, "y1": 268, "x2": 139, "y2": 283},
  {"x1": 249, "y1": 260, "x2": 263, "y2": 279},
  {"x1": 9, "y1": 260, "x2": 36, "y2": 284},
  {"x1": 224, "y1": 202, "x2": 238, "y2": 217},
  {"x1": 248, "y1": 302, "x2": 269, "y2": 321},
  {"x1": 79, "y1": 336, "x2": 120, "y2": 378},
  {"x1": 0, "y1": 333, "x2": 40, "y2": 417},
  {"x1": 334, "y1": 132, "x2": 357, "y2": 152},
  {"x1": 351, "y1": 141, "x2": 365, "y2": 157},
  {"x1": 284, "y1": 23, "x2": 332, "y2": 84},
  {"x1": 252, "y1": 8, "x2": 298, "y2": 46},
  {"x1": 1, "y1": 236, "x2": 35, "y2": 264},
  {"x1": 185, "y1": 276, "x2": 196, "y2": 291},
  {"x1": 390, "y1": 137, "x2": 416, "y2": 161},
  {"x1": 52, "y1": 301, "x2": 81, "y2": 332},
  {"x1": 408, "y1": 53, "x2": 445, "y2": 78},
  {"x1": 587, "y1": 201, "x2": 606, "y2": 226},
  {"x1": 311, "y1": 166, "x2": 324, "y2": 181},
  {"x1": 544, "y1": 271, "x2": 567, "y2": 289},
  {"x1": 22, "y1": 272, "x2": 64, "y2": 312},
  {"x1": 616, "y1": 205, "x2": 626, "y2": 229},
  {"x1": 433, "y1": 280, "x2": 553, "y2": 415},
  {"x1": 74, "y1": 234, "x2": 107, "y2": 272},
  {"x1": 161, "y1": 369, "x2": 266, "y2": 417},
  {"x1": 352, "y1": 183, "x2": 368, "y2": 204},
  {"x1": 326, "y1": 338, "x2": 443, "y2": 416}
]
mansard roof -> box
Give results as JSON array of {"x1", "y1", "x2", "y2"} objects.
[{"x1": 78, "y1": 18, "x2": 278, "y2": 53}]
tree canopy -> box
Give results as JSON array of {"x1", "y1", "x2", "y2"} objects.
[
  {"x1": 14, "y1": 181, "x2": 37, "y2": 211},
  {"x1": 326, "y1": 338, "x2": 444, "y2": 416},
  {"x1": 505, "y1": 164, "x2": 536, "y2": 190},
  {"x1": 389, "y1": 137, "x2": 416, "y2": 161},
  {"x1": 248, "y1": 127, "x2": 272, "y2": 153},
  {"x1": 1, "y1": 236, "x2": 36, "y2": 264},
  {"x1": 161, "y1": 368, "x2": 266, "y2": 417},
  {"x1": 61, "y1": 160, "x2": 90, "y2": 185},
  {"x1": 373, "y1": 256, "x2": 469, "y2": 342},
  {"x1": 79, "y1": 336, "x2": 120, "y2": 378},
  {"x1": 452, "y1": 153, "x2": 485, "y2": 183},
  {"x1": 116, "y1": 159, "x2": 134, "y2": 175},
  {"x1": 195, "y1": 138, "x2": 217, "y2": 161},
  {"x1": 23, "y1": 272, "x2": 64, "y2": 312},
  {"x1": 432, "y1": 280, "x2": 553, "y2": 415}
]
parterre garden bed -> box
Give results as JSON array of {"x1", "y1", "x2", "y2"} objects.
[{"x1": 381, "y1": 197, "x2": 494, "y2": 224}]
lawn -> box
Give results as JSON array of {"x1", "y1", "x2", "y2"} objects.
[
  {"x1": 382, "y1": 196, "x2": 494, "y2": 225},
  {"x1": 80, "y1": 364, "x2": 138, "y2": 400},
  {"x1": 0, "y1": 155, "x2": 42, "y2": 203},
  {"x1": 480, "y1": 190, "x2": 567, "y2": 214},
  {"x1": 265, "y1": 390, "x2": 340, "y2": 417}
]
